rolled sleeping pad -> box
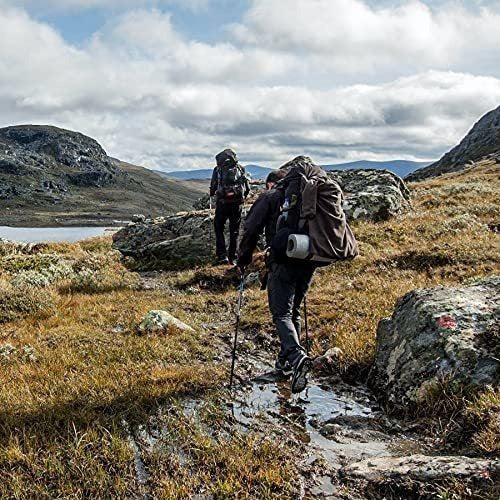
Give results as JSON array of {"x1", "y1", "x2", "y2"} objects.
[
  {"x1": 286, "y1": 234, "x2": 310, "y2": 259},
  {"x1": 286, "y1": 234, "x2": 336, "y2": 263}
]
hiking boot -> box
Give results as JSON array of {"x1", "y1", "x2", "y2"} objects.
[
  {"x1": 291, "y1": 354, "x2": 312, "y2": 394},
  {"x1": 275, "y1": 358, "x2": 293, "y2": 377},
  {"x1": 214, "y1": 256, "x2": 229, "y2": 265}
]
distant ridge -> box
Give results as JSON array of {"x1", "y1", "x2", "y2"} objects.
[
  {"x1": 406, "y1": 105, "x2": 500, "y2": 181},
  {"x1": 158, "y1": 159, "x2": 431, "y2": 180}
]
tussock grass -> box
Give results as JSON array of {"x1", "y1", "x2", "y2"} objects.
[{"x1": 0, "y1": 161, "x2": 498, "y2": 495}]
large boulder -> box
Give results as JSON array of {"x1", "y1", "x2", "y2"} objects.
[
  {"x1": 113, "y1": 211, "x2": 216, "y2": 270},
  {"x1": 327, "y1": 169, "x2": 411, "y2": 221},
  {"x1": 369, "y1": 277, "x2": 499, "y2": 411}
]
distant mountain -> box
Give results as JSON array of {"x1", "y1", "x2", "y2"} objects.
[
  {"x1": 323, "y1": 160, "x2": 431, "y2": 178},
  {"x1": 406, "y1": 105, "x2": 500, "y2": 182},
  {"x1": 0, "y1": 125, "x2": 200, "y2": 226},
  {"x1": 159, "y1": 160, "x2": 429, "y2": 180},
  {"x1": 158, "y1": 164, "x2": 273, "y2": 180}
]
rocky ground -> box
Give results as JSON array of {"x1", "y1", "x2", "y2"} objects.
[{"x1": 0, "y1": 157, "x2": 498, "y2": 498}]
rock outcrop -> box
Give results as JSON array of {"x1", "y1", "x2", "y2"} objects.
[
  {"x1": 342, "y1": 454, "x2": 499, "y2": 496},
  {"x1": 369, "y1": 277, "x2": 499, "y2": 411},
  {"x1": 328, "y1": 169, "x2": 411, "y2": 221},
  {"x1": 406, "y1": 105, "x2": 500, "y2": 181},
  {"x1": 0, "y1": 125, "x2": 200, "y2": 226},
  {"x1": 0, "y1": 125, "x2": 123, "y2": 191},
  {"x1": 113, "y1": 211, "x2": 216, "y2": 270}
]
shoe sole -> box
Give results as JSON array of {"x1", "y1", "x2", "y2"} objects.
[{"x1": 291, "y1": 357, "x2": 312, "y2": 394}]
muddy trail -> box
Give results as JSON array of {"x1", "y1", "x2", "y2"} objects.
[{"x1": 128, "y1": 271, "x2": 497, "y2": 498}]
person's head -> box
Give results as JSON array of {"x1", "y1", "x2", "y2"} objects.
[{"x1": 265, "y1": 169, "x2": 287, "y2": 190}]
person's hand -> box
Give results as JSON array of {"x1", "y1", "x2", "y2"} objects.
[{"x1": 236, "y1": 262, "x2": 246, "y2": 277}]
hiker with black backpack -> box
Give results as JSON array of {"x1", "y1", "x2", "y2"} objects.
[
  {"x1": 210, "y1": 149, "x2": 250, "y2": 265},
  {"x1": 237, "y1": 156, "x2": 358, "y2": 393}
]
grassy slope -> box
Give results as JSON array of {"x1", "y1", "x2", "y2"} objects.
[
  {"x1": 0, "y1": 161, "x2": 204, "y2": 227},
  {"x1": 0, "y1": 159, "x2": 498, "y2": 497}
]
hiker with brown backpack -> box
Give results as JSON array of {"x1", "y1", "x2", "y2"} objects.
[
  {"x1": 237, "y1": 156, "x2": 358, "y2": 393},
  {"x1": 210, "y1": 149, "x2": 250, "y2": 265}
]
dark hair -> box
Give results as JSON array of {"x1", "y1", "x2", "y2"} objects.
[{"x1": 265, "y1": 169, "x2": 287, "y2": 185}]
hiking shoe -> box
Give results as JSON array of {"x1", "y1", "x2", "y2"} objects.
[
  {"x1": 291, "y1": 355, "x2": 312, "y2": 394},
  {"x1": 214, "y1": 256, "x2": 229, "y2": 265},
  {"x1": 275, "y1": 358, "x2": 293, "y2": 377}
]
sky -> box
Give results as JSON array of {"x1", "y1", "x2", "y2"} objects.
[{"x1": 1, "y1": 1, "x2": 500, "y2": 171}]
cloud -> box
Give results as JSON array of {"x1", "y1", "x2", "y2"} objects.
[
  {"x1": 233, "y1": 0, "x2": 500, "y2": 77},
  {"x1": 0, "y1": 1, "x2": 499, "y2": 171}
]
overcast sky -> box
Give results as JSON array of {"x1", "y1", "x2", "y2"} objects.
[{"x1": 1, "y1": 0, "x2": 499, "y2": 170}]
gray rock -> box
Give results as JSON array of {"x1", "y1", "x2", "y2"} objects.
[
  {"x1": 369, "y1": 277, "x2": 499, "y2": 410},
  {"x1": 407, "y1": 105, "x2": 500, "y2": 181},
  {"x1": 137, "y1": 310, "x2": 195, "y2": 334},
  {"x1": 113, "y1": 210, "x2": 217, "y2": 269},
  {"x1": 342, "y1": 454, "x2": 499, "y2": 487},
  {"x1": 327, "y1": 169, "x2": 411, "y2": 221},
  {"x1": 131, "y1": 214, "x2": 146, "y2": 223}
]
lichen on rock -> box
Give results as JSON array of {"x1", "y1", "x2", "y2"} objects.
[
  {"x1": 137, "y1": 310, "x2": 195, "y2": 334},
  {"x1": 369, "y1": 276, "x2": 499, "y2": 411}
]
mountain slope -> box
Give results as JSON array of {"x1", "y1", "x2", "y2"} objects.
[
  {"x1": 0, "y1": 125, "x2": 200, "y2": 226},
  {"x1": 406, "y1": 105, "x2": 500, "y2": 181}
]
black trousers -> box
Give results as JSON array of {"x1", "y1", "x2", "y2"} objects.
[
  {"x1": 267, "y1": 260, "x2": 316, "y2": 366},
  {"x1": 214, "y1": 201, "x2": 242, "y2": 260}
]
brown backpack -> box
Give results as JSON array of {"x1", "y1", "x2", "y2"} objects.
[{"x1": 275, "y1": 156, "x2": 359, "y2": 263}]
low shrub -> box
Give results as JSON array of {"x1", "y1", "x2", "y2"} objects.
[
  {"x1": 0, "y1": 279, "x2": 56, "y2": 323},
  {"x1": 65, "y1": 252, "x2": 140, "y2": 294}
]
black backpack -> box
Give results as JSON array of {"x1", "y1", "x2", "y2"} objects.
[{"x1": 215, "y1": 149, "x2": 247, "y2": 203}]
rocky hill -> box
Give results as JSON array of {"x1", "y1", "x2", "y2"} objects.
[
  {"x1": 0, "y1": 125, "x2": 201, "y2": 226},
  {"x1": 407, "y1": 105, "x2": 500, "y2": 181}
]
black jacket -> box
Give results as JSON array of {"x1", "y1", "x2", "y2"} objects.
[{"x1": 237, "y1": 188, "x2": 282, "y2": 267}]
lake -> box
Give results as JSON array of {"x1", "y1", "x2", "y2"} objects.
[{"x1": 0, "y1": 226, "x2": 119, "y2": 244}]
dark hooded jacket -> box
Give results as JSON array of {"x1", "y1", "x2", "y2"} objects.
[{"x1": 237, "y1": 187, "x2": 282, "y2": 267}]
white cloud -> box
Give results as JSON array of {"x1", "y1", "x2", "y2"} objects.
[
  {"x1": 0, "y1": 1, "x2": 499, "y2": 171},
  {"x1": 233, "y1": 0, "x2": 500, "y2": 76}
]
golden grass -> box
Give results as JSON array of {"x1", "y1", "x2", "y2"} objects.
[{"x1": 0, "y1": 160, "x2": 498, "y2": 495}]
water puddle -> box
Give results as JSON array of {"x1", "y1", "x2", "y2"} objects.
[{"x1": 230, "y1": 374, "x2": 400, "y2": 493}]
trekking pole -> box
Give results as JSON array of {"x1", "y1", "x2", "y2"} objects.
[
  {"x1": 229, "y1": 271, "x2": 245, "y2": 389},
  {"x1": 208, "y1": 195, "x2": 213, "y2": 256},
  {"x1": 303, "y1": 296, "x2": 310, "y2": 355}
]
